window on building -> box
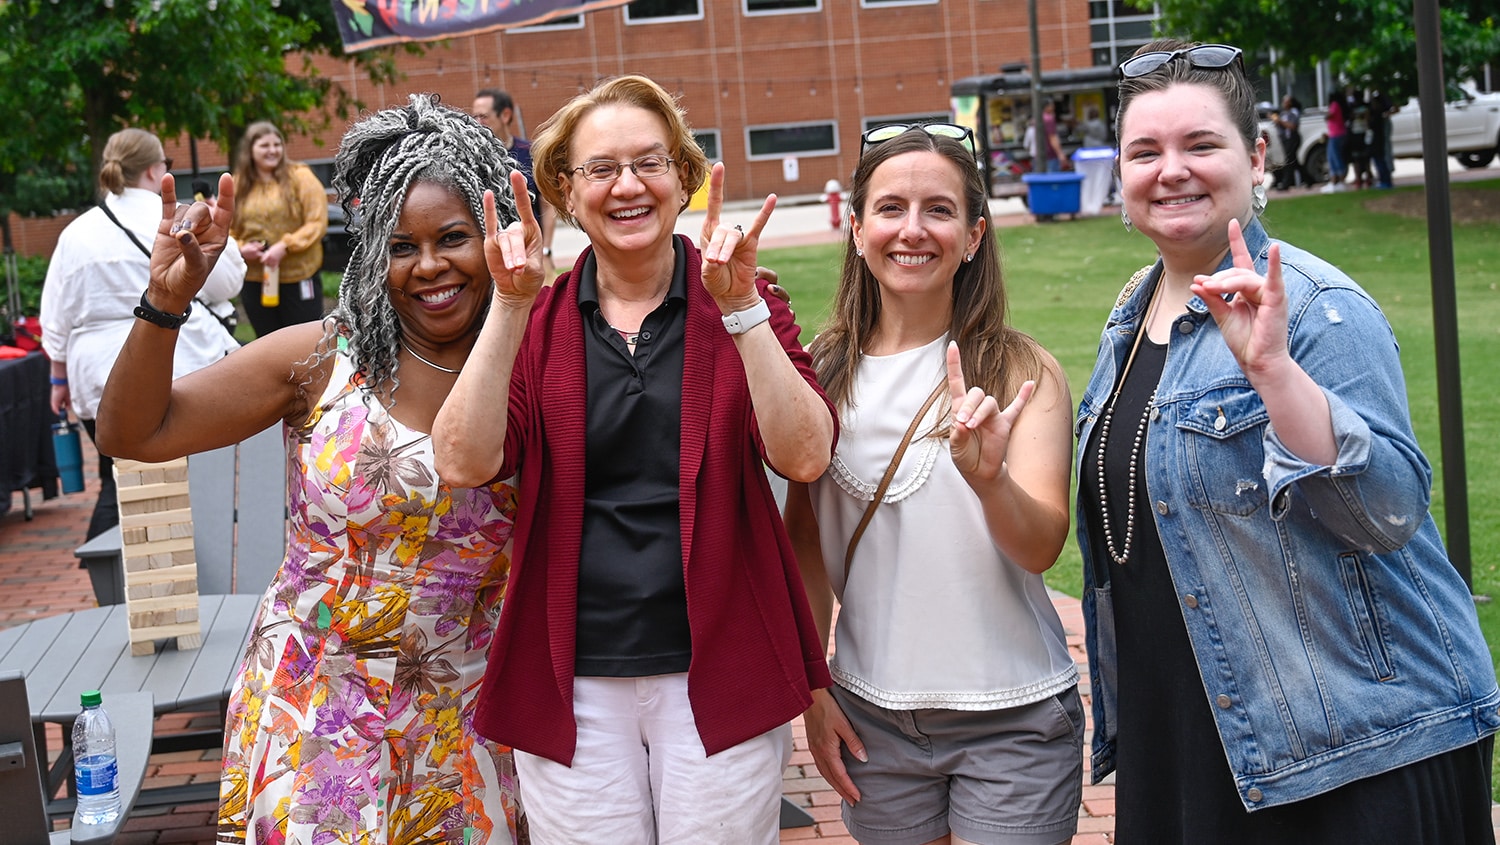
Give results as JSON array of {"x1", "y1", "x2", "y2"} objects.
[
  {"x1": 693, "y1": 130, "x2": 722, "y2": 162},
  {"x1": 860, "y1": 0, "x2": 937, "y2": 7},
  {"x1": 745, "y1": 0, "x2": 819, "y2": 14},
  {"x1": 1089, "y1": 0, "x2": 1159, "y2": 69},
  {"x1": 511, "y1": 14, "x2": 583, "y2": 32},
  {"x1": 625, "y1": 0, "x2": 703, "y2": 24},
  {"x1": 746, "y1": 122, "x2": 838, "y2": 160}
]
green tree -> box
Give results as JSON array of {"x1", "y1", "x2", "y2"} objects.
[
  {"x1": 0, "y1": 0, "x2": 418, "y2": 229},
  {"x1": 1140, "y1": 0, "x2": 1500, "y2": 101}
]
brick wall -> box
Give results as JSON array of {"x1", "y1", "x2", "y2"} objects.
[{"x1": 15, "y1": 0, "x2": 1097, "y2": 258}]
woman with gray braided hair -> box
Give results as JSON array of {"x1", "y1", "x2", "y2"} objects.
[{"x1": 96, "y1": 94, "x2": 530, "y2": 844}]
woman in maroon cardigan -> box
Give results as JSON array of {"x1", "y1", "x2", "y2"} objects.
[{"x1": 434, "y1": 74, "x2": 838, "y2": 844}]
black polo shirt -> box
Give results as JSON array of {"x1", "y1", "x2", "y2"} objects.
[{"x1": 573, "y1": 240, "x2": 691, "y2": 677}]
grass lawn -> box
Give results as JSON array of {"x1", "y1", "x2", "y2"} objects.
[{"x1": 764, "y1": 181, "x2": 1500, "y2": 786}]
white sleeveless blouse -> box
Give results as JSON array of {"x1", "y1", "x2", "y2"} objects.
[{"x1": 810, "y1": 334, "x2": 1077, "y2": 710}]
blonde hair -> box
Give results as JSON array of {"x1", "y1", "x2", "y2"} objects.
[
  {"x1": 531, "y1": 75, "x2": 709, "y2": 228},
  {"x1": 98, "y1": 129, "x2": 163, "y2": 196}
]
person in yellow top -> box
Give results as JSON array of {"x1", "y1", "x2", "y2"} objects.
[{"x1": 230, "y1": 121, "x2": 329, "y2": 336}]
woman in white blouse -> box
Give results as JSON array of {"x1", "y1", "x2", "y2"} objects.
[
  {"x1": 41, "y1": 128, "x2": 244, "y2": 540},
  {"x1": 785, "y1": 123, "x2": 1081, "y2": 845}
]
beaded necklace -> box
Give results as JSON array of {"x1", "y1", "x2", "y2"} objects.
[{"x1": 1095, "y1": 281, "x2": 1165, "y2": 565}]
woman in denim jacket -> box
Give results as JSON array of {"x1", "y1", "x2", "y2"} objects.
[{"x1": 1076, "y1": 38, "x2": 1500, "y2": 843}]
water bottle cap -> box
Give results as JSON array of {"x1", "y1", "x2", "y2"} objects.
[{"x1": 80, "y1": 690, "x2": 102, "y2": 707}]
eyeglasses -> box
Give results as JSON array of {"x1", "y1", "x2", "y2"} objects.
[
  {"x1": 571, "y1": 154, "x2": 675, "y2": 183},
  {"x1": 860, "y1": 123, "x2": 976, "y2": 157},
  {"x1": 1118, "y1": 44, "x2": 1244, "y2": 80}
]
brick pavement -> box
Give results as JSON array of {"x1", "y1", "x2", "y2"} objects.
[{"x1": 7, "y1": 190, "x2": 1498, "y2": 840}]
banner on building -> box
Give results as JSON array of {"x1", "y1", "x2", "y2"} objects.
[{"x1": 333, "y1": 0, "x2": 633, "y2": 53}]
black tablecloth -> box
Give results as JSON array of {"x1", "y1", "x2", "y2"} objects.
[{"x1": 0, "y1": 351, "x2": 59, "y2": 517}]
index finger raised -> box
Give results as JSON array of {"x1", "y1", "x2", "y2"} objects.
[
  {"x1": 1227, "y1": 217, "x2": 1253, "y2": 270},
  {"x1": 945, "y1": 341, "x2": 969, "y2": 404},
  {"x1": 509, "y1": 169, "x2": 539, "y2": 233},
  {"x1": 699, "y1": 162, "x2": 726, "y2": 245}
]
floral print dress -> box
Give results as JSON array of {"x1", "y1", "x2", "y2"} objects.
[{"x1": 218, "y1": 348, "x2": 521, "y2": 845}]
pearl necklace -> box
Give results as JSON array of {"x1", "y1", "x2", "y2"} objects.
[
  {"x1": 1095, "y1": 282, "x2": 1164, "y2": 566},
  {"x1": 400, "y1": 341, "x2": 461, "y2": 374}
]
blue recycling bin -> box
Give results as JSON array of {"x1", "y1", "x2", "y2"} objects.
[{"x1": 1022, "y1": 172, "x2": 1085, "y2": 216}]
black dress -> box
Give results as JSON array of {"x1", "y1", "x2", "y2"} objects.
[{"x1": 1080, "y1": 336, "x2": 1494, "y2": 844}]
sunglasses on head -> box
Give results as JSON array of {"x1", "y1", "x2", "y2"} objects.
[
  {"x1": 860, "y1": 123, "x2": 977, "y2": 157},
  {"x1": 1118, "y1": 44, "x2": 1244, "y2": 80}
]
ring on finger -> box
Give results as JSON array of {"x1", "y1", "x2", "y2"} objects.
[{"x1": 733, "y1": 224, "x2": 745, "y2": 234}]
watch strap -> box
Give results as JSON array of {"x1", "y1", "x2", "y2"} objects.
[
  {"x1": 134, "y1": 291, "x2": 192, "y2": 330},
  {"x1": 721, "y1": 297, "x2": 771, "y2": 335}
]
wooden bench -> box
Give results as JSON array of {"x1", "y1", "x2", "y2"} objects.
[
  {"x1": 75, "y1": 424, "x2": 287, "y2": 607},
  {"x1": 0, "y1": 671, "x2": 153, "y2": 844}
]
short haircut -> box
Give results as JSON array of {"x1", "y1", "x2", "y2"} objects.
[{"x1": 530, "y1": 74, "x2": 709, "y2": 229}]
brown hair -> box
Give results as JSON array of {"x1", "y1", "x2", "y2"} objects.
[
  {"x1": 98, "y1": 129, "x2": 163, "y2": 196},
  {"x1": 1116, "y1": 38, "x2": 1259, "y2": 152},
  {"x1": 531, "y1": 75, "x2": 709, "y2": 228},
  {"x1": 809, "y1": 128, "x2": 1043, "y2": 413}
]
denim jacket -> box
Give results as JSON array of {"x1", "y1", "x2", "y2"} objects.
[{"x1": 1075, "y1": 218, "x2": 1500, "y2": 810}]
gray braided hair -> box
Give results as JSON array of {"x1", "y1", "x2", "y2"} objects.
[{"x1": 319, "y1": 93, "x2": 521, "y2": 396}]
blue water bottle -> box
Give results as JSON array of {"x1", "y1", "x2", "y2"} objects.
[{"x1": 53, "y1": 417, "x2": 85, "y2": 494}]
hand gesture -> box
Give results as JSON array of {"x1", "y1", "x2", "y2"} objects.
[
  {"x1": 698, "y1": 162, "x2": 776, "y2": 310},
  {"x1": 1190, "y1": 218, "x2": 1292, "y2": 380},
  {"x1": 151, "y1": 172, "x2": 235, "y2": 309},
  {"x1": 803, "y1": 688, "x2": 866, "y2": 804},
  {"x1": 484, "y1": 170, "x2": 547, "y2": 308},
  {"x1": 946, "y1": 341, "x2": 1035, "y2": 481}
]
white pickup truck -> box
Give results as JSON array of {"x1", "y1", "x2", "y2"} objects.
[{"x1": 1267, "y1": 84, "x2": 1500, "y2": 182}]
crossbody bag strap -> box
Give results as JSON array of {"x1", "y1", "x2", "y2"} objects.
[
  {"x1": 843, "y1": 380, "x2": 947, "y2": 580},
  {"x1": 100, "y1": 198, "x2": 238, "y2": 337}
]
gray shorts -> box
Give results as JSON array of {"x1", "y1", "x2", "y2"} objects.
[{"x1": 832, "y1": 684, "x2": 1084, "y2": 845}]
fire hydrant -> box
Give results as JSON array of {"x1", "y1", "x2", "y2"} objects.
[{"x1": 823, "y1": 179, "x2": 843, "y2": 230}]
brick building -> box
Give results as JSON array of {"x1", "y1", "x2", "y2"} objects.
[{"x1": 15, "y1": 0, "x2": 1156, "y2": 258}]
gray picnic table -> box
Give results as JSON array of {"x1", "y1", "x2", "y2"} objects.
[{"x1": 0, "y1": 594, "x2": 260, "y2": 809}]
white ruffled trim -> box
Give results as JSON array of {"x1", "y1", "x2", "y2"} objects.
[
  {"x1": 827, "y1": 434, "x2": 946, "y2": 504},
  {"x1": 832, "y1": 664, "x2": 1079, "y2": 711}
]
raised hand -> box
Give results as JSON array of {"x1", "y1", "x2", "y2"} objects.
[
  {"x1": 946, "y1": 341, "x2": 1035, "y2": 481},
  {"x1": 1191, "y1": 217, "x2": 1291, "y2": 380},
  {"x1": 698, "y1": 161, "x2": 776, "y2": 310},
  {"x1": 483, "y1": 169, "x2": 547, "y2": 308},
  {"x1": 150, "y1": 172, "x2": 235, "y2": 309}
]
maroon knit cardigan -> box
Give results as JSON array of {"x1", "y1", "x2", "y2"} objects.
[{"x1": 473, "y1": 236, "x2": 837, "y2": 765}]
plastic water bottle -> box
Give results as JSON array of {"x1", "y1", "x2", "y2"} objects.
[{"x1": 72, "y1": 690, "x2": 121, "y2": 826}]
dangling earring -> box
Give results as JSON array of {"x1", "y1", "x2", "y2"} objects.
[
  {"x1": 1251, "y1": 183, "x2": 1268, "y2": 216},
  {"x1": 1121, "y1": 207, "x2": 1133, "y2": 233}
]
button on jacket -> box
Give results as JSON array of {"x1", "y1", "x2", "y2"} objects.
[{"x1": 1074, "y1": 218, "x2": 1500, "y2": 810}]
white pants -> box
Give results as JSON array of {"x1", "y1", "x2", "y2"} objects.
[{"x1": 514, "y1": 673, "x2": 791, "y2": 845}]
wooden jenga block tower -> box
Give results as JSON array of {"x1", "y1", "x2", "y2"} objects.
[{"x1": 114, "y1": 457, "x2": 201, "y2": 655}]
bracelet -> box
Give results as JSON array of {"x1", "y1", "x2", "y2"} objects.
[
  {"x1": 49, "y1": 376, "x2": 68, "y2": 386},
  {"x1": 133, "y1": 290, "x2": 192, "y2": 330}
]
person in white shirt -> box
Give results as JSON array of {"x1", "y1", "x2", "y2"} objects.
[
  {"x1": 785, "y1": 123, "x2": 1082, "y2": 845},
  {"x1": 40, "y1": 127, "x2": 245, "y2": 541}
]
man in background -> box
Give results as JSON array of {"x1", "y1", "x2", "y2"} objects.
[{"x1": 474, "y1": 88, "x2": 558, "y2": 273}]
